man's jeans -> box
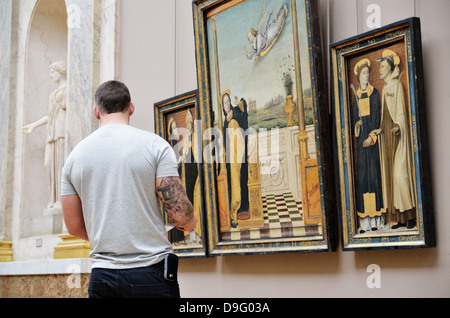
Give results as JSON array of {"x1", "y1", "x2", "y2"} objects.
[{"x1": 88, "y1": 261, "x2": 180, "y2": 298}]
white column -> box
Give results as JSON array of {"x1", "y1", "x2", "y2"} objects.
[
  {"x1": 65, "y1": 0, "x2": 102, "y2": 155},
  {"x1": 0, "y1": 0, "x2": 13, "y2": 254}
]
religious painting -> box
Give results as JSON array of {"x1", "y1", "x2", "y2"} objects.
[
  {"x1": 193, "y1": 0, "x2": 336, "y2": 255},
  {"x1": 154, "y1": 90, "x2": 207, "y2": 257},
  {"x1": 330, "y1": 18, "x2": 435, "y2": 250}
]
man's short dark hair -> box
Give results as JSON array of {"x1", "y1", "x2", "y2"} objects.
[{"x1": 95, "y1": 80, "x2": 131, "y2": 114}]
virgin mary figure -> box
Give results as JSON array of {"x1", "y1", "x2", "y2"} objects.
[{"x1": 221, "y1": 90, "x2": 250, "y2": 228}]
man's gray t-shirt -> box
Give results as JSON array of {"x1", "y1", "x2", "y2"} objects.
[{"x1": 61, "y1": 124, "x2": 178, "y2": 269}]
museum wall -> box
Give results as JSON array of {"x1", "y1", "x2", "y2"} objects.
[{"x1": 119, "y1": 0, "x2": 450, "y2": 297}]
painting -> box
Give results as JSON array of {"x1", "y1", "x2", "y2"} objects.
[
  {"x1": 193, "y1": 0, "x2": 336, "y2": 255},
  {"x1": 154, "y1": 90, "x2": 208, "y2": 257},
  {"x1": 330, "y1": 18, "x2": 435, "y2": 250}
]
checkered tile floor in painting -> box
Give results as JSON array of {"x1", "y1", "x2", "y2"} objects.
[{"x1": 221, "y1": 192, "x2": 319, "y2": 241}]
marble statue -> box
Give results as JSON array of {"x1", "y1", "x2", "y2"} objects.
[{"x1": 22, "y1": 61, "x2": 67, "y2": 211}]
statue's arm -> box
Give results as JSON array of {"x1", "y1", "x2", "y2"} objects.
[{"x1": 22, "y1": 115, "x2": 48, "y2": 135}]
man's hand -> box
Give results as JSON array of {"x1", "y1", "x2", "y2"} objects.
[{"x1": 156, "y1": 176, "x2": 197, "y2": 232}]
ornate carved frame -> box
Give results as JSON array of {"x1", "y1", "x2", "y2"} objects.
[
  {"x1": 330, "y1": 18, "x2": 435, "y2": 251},
  {"x1": 193, "y1": 0, "x2": 336, "y2": 255},
  {"x1": 154, "y1": 90, "x2": 208, "y2": 258}
]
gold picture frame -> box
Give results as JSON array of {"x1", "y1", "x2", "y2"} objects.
[
  {"x1": 193, "y1": 0, "x2": 336, "y2": 255},
  {"x1": 330, "y1": 18, "x2": 435, "y2": 250},
  {"x1": 154, "y1": 90, "x2": 208, "y2": 258}
]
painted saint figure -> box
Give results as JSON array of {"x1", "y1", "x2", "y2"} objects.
[
  {"x1": 221, "y1": 90, "x2": 250, "y2": 228},
  {"x1": 245, "y1": 5, "x2": 288, "y2": 60},
  {"x1": 22, "y1": 61, "x2": 67, "y2": 210},
  {"x1": 351, "y1": 59, "x2": 385, "y2": 233},
  {"x1": 167, "y1": 118, "x2": 185, "y2": 244},
  {"x1": 373, "y1": 49, "x2": 416, "y2": 229},
  {"x1": 167, "y1": 111, "x2": 202, "y2": 245},
  {"x1": 183, "y1": 110, "x2": 202, "y2": 243}
]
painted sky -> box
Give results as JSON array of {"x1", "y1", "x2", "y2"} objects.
[{"x1": 207, "y1": 0, "x2": 312, "y2": 115}]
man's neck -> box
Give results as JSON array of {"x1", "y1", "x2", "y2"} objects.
[{"x1": 99, "y1": 113, "x2": 130, "y2": 127}]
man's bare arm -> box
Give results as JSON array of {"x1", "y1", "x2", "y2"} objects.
[
  {"x1": 156, "y1": 176, "x2": 197, "y2": 232},
  {"x1": 61, "y1": 194, "x2": 89, "y2": 241}
]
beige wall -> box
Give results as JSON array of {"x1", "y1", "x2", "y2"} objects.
[{"x1": 119, "y1": 0, "x2": 450, "y2": 297}]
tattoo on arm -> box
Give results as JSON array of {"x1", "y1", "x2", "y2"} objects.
[{"x1": 157, "y1": 177, "x2": 194, "y2": 230}]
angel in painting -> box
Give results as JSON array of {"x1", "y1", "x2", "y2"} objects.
[{"x1": 245, "y1": 4, "x2": 288, "y2": 60}]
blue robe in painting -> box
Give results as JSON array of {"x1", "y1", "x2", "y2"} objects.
[{"x1": 351, "y1": 85, "x2": 384, "y2": 218}]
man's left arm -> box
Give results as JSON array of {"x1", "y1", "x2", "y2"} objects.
[{"x1": 62, "y1": 194, "x2": 89, "y2": 241}]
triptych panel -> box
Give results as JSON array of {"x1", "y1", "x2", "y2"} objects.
[{"x1": 154, "y1": 1, "x2": 434, "y2": 256}]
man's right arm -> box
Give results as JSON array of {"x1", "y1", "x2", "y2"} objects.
[{"x1": 155, "y1": 176, "x2": 197, "y2": 232}]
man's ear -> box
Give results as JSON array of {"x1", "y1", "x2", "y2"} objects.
[
  {"x1": 94, "y1": 105, "x2": 101, "y2": 120},
  {"x1": 128, "y1": 102, "x2": 135, "y2": 117}
]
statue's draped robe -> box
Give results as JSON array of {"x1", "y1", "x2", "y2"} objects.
[{"x1": 46, "y1": 84, "x2": 66, "y2": 208}]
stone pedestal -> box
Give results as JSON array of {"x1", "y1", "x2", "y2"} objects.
[
  {"x1": 53, "y1": 234, "x2": 91, "y2": 259},
  {"x1": 0, "y1": 241, "x2": 12, "y2": 262}
]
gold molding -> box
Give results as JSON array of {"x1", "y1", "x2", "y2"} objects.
[{"x1": 0, "y1": 241, "x2": 13, "y2": 262}]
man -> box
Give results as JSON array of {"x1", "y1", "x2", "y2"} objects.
[{"x1": 61, "y1": 80, "x2": 197, "y2": 298}]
